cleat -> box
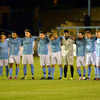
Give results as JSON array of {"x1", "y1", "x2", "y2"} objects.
[
  {"x1": 40, "y1": 77, "x2": 46, "y2": 80},
  {"x1": 8, "y1": 76, "x2": 12, "y2": 80},
  {"x1": 32, "y1": 77, "x2": 35, "y2": 80},
  {"x1": 85, "y1": 77, "x2": 90, "y2": 80},
  {"x1": 79, "y1": 76, "x2": 82, "y2": 80},
  {"x1": 51, "y1": 77, "x2": 54, "y2": 80},
  {"x1": 59, "y1": 77, "x2": 62, "y2": 80},
  {"x1": 47, "y1": 77, "x2": 52, "y2": 80},
  {"x1": 82, "y1": 77, "x2": 86, "y2": 80},
  {"x1": 14, "y1": 76, "x2": 17, "y2": 79},
  {"x1": 64, "y1": 78, "x2": 67, "y2": 80},
  {"x1": 96, "y1": 78, "x2": 100, "y2": 81},
  {"x1": 93, "y1": 78, "x2": 97, "y2": 80},
  {"x1": 70, "y1": 77, "x2": 73, "y2": 80},
  {"x1": 21, "y1": 77, "x2": 27, "y2": 80},
  {"x1": 5, "y1": 76, "x2": 8, "y2": 80}
]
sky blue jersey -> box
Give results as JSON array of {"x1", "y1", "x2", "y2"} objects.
[
  {"x1": 85, "y1": 37, "x2": 97, "y2": 53},
  {"x1": 38, "y1": 37, "x2": 49, "y2": 55},
  {"x1": 50, "y1": 37, "x2": 62, "y2": 53},
  {"x1": 9, "y1": 38, "x2": 21, "y2": 56},
  {"x1": 0, "y1": 40, "x2": 9, "y2": 59},
  {"x1": 22, "y1": 36, "x2": 35, "y2": 55},
  {"x1": 76, "y1": 38, "x2": 86, "y2": 56},
  {"x1": 96, "y1": 38, "x2": 100, "y2": 57}
]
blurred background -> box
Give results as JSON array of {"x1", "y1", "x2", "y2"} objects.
[{"x1": 0, "y1": 0, "x2": 100, "y2": 36}]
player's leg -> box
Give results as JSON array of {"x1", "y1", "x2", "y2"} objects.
[
  {"x1": 96, "y1": 57, "x2": 100, "y2": 80},
  {"x1": 63, "y1": 56, "x2": 68, "y2": 79},
  {"x1": 14, "y1": 56, "x2": 20, "y2": 79},
  {"x1": 59, "y1": 64, "x2": 63, "y2": 80},
  {"x1": 8, "y1": 56, "x2": 14, "y2": 79},
  {"x1": 51, "y1": 65, "x2": 55, "y2": 80},
  {"x1": 0, "y1": 66, "x2": 3, "y2": 77}
]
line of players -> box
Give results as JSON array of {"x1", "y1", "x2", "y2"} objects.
[{"x1": 0, "y1": 29, "x2": 100, "y2": 80}]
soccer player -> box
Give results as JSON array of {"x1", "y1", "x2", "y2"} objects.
[
  {"x1": 85, "y1": 31, "x2": 97, "y2": 80},
  {"x1": 38, "y1": 32, "x2": 51, "y2": 79},
  {"x1": 49, "y1": 33, "x2": 63, "y2": 80},
  {"x1": 21, "y1": 29, "x2": 35, "y2": 80},
  {"x1": 96, "y1": 30, "x2": 100, "y2": 80},
  {"x1": 8, "y1": 32, "x2": 21, "y2": 79},
  {"x1": 0, "y1": 32, "x2": 9, "y2": 79},
  {"x1": 75, "y1": 32, "x2": 86, "y2": 80},
  {"x1": 62, "y1": 30, "x2": 74, "y2": 80}
]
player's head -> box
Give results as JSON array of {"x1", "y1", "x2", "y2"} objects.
[
  {"x1": 85, "y1": 31, "x2": 92, "y2": 39},
  {"x1": 12, "y1": 31, "x2": 18, "y2": 39},
  {"x1": 96, "y1": 30, "x2": 100, "y2": 38},
  {"x1": 24, "y1": 29, "x2": 31, "y2": 38},
  {"x1": 49, "y1": 33, "x2": 55, "y2": 41},
  {"x1": 63, "y1": 30, "x2": 69, "y2": 38},
  {"x1": 39, "y1": 31, "x2": 46, "y2": 39},
  {"x1": 0, "y1": 32, "x2": 6, "y2": 40},
  {"x1": 78, "y1": 32, "x2": 84, "y2": 39}
]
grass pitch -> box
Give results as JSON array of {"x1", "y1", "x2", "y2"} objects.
[{"x1": 0, "y1": 57, "x2": 100, "y2": 100}]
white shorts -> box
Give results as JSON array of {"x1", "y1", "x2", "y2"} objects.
[
  {"x1": 22, "y1": 54, "x2": 33, "y2": 64},
  {"x1": 40, "y1": 55, "x2": 50, "y2": 66},
  {"x1": 86, "y1": 53, "x2": 96, "y2": 65},
  {"x1": 0, "y1": 59, "x2": 8, "y2": 66},
  {"x1": 9, "y1": 55, "x2": 20, "y2": 64},
  {"x1": 51, "y1": 51, "x2": 62, "y2": 65},
  {"x1": 77, "y1": 56, "x2": 86, "y2": 67},
  {"x1": 96, "y1": 57, "x2": 100, "y2": 66},
  {"x1": 63, "y1": 56, "x2": 74, "y2": 65}
]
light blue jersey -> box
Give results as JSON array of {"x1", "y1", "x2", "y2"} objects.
[
  {"x1": 96, "y1": 38, "x2": 100, "y2": 57},
  {"x1": 85, "y1": 37, "x2": 97, "y2": 53},
  {"x1": 50, "y1": 37, "x2": 62, "y2": 53},
  {"x1": 76, "y1": 38, "x2": 86, "y2": 56},
  {"x1": 38, "y1": 37, "x2": 49, "y2": 55},
  {"x1": 9, "y1": 38, "x2": 21, "y2": 55},
  {"x1": 0, "y1": 40, "x2": 9, "y2": 59},
  {"x1": 22, "y1": 36, "x2": 35, "y2": 55}
]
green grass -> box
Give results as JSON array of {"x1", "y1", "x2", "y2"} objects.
[{"x1": 0, "y1": 57, "x2": 100, "y2": 100}]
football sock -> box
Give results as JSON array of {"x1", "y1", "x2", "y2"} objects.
[
  {"x1": 98, "y1": 68, "x2": 100, "y2": 78},
  {"x1": 77, "y1": 69, "x2": 81, "y2": 77},
  {"x1": 42, "y1": 67, "x2": 46, "y2": 78},
  {"x1": 5, "y1": 66, "x2": 9, "y2": 77},
  {"x1": 83, "y1": 68, "x2": 86, "y2": 77},
  {"x1": 94, "y1": 66, "x2": 97, "y2": 78},
  {"x1": 70, "y1": 65, "x2": 74, "y2": 77},
  {"x1": 64, "y1": 65, "x2": 68, "y2": 78},
  {"x1": 51, "y1": 67, "x2": 55, "y2": 78},
  {"x1": 0, "y1": 66, "x2": 3, "y2": 76},
  {"x1": 48, "y1": 66, "x2": 51, "y2": 77},
  {"x1": 59, "y1": 67, "x2": 63, "y2": 78},
  {"x1": 30, "y1": 64, "x2": 34, "y2": 76},
  {"x1": 24, "y1": 65, "x2": 27, "y2": 76},
  {"x1": 9, "y1": 68, "x2": 13, "y2": 77},
  {"x1": 88, "y1": 67, "x2": 91, "y2": 78},
  {"x1": 16, "y1": 67, "x2": 19, "y2": 77}
]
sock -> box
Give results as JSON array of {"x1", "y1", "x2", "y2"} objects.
[
  {"x1": 98, "y1": 68, "x2": 100, "y2": 78},
  {"x1": 70, "y1": 65, "x2": 74, "y2": 78},
  {"x1": 24, "y1": 65, "x2": 27, "y2": 77},
  {"x1": 88, "y1": 67, "x2": 91, "y2": 78},
  {"x1": 30, "y1": 64, "x2": 34, "y2": 77},
  {"x1": 0, "y1": 66, "x2": 3, "y2": 76},
  {"x1": 83, "y1": 68, "x2": 86, "y2": 77},
  {"x1": 48, "y1": 66, "x2": 51, "y2": 77},
  {"x1": 64, "y1": 65, "x2": 68, "y2": 78},
  {"x1": 42, "y1": 67, "x2": 46, "y2": 78},
  {"x1": 16, "y1": 67, "x2": 19, "y2": 77},
  {"x1": 77, "y1": 69, "x2": 81, "y2": 77},
  {"x1": 9, "y1": 68, "x2": 13, "y2": 77},
  {"x1": 59, "y1": 67, "x2": 63, "y2": 78},
  {"x1": 51, "y1": 67, "x2": 55, "y2": 78},
  {"x1": 5, "y1": 66, "x2": 9, "y2": 77},
  {"x1": 94, "y1": 67, "x2": 97, "y2": 78}
]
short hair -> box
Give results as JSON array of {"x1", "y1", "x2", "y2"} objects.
[
  {"x1": 85, "y1": 30, "x2": 91, "y2": 34},
  {"x1": 64, "y1": 30, "x2": 69, "y2": 33},
  {"x1": 0, "y1": 32, "x2": 6, "y2": 36},
  {"x1": 39, "y1": 31, "x2": 46, "y2": 35},
  {"x1": 49, "y1": 33, "x2": 54, "y2": 39},
  {"x1": 79, "y1": 32, "x2": 84, "y2": 35},
  {"x1": 96, "y1": 30, "x2": 100, "y2": 33},
  {"x1": 24, "y1": 29, "x2": 31, "y2": 33}
]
